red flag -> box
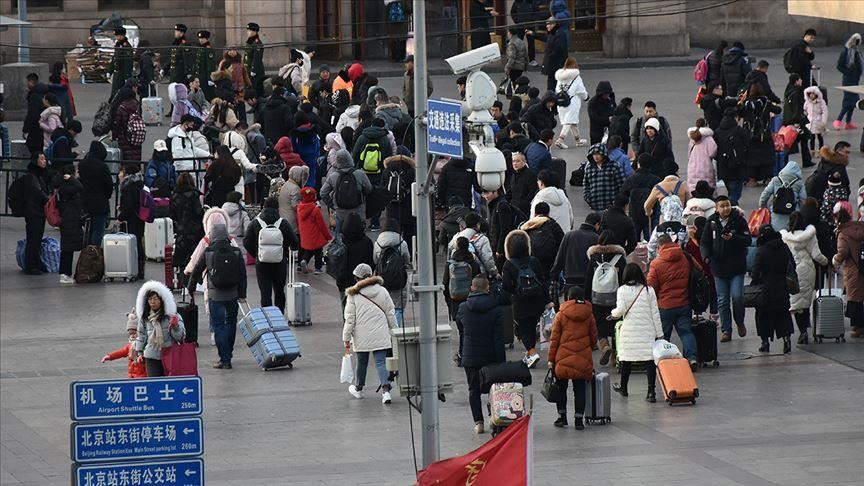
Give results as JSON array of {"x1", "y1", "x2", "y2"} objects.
[{"x1": 416, "y1": 415, "x2": 532, "y2": 486}]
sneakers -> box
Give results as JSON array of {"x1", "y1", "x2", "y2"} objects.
[
  {"x1": 689, "y1": 359, "x2": 698, "y2": 372},
  {"x1": 299, "y1": 259, "x2": 308, "y2": 274},
  {"x1": 529, "y1": 60, "x2": 539, "y2": 67},
  {"x1": 313, "y1": 268, "x2": 323, "y2": 275},
  {"x1": 573, "y1": 138, "x2": 588, "y2": 147},
  {"x1": 212, "y1": 361, "x2": 232, "y2": 369},
  {"x1": 833, "y1": 120, "x2": 845, "y2": 130},
  {"x1": 210, "y1": 333, "x2": 216, "y2": 346},
  {"x1": 553, "y1": 415, "x2": 568, "y2": 427},
  {"x1": 612, "y1": 383, "x2": 628, "y2": 397},
  {"x1": 473, "y1": 421, "x2": 485, "y2": 434},
  {"x1": 574, "y1": 417, "x2": 584, "y2": 430},
  {"x1": 348, "y1": 385, "x2": 363, "y2": 399},
  {"x1": 382, "y1": 391, "x2": 392, "y2": 404},
  {"x1": 846, "y1": 122, "x2": 858, "y2": 129},
  {"x1": 554, "y1": 139, "x2": 569, "y2": 149},
  {"x1": 736, "y1": 323, "x2": 747, "y2": 338},
  {"x1": 59, "y1": 274, "x2": 75, "y2": 284},
  {"x1": 720, "y1": 332, "x2": 732, "y2": 343},
  {"x1": 524, "y1": 353, "x2": 540, "y2": 369}
]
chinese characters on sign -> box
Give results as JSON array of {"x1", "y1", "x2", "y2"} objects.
[
  {"x1": 70, "y1": 377, "x2": 202, "y2": 420},
  {"x1": 427, "y1": 99, "x2": 464, "y2": 158},
  {"x1": 74, "y1": 458, "x2": 204, "y2": 486},
  {"x1": 72, "y1": 417, "x2": 204, "y2": 463}
]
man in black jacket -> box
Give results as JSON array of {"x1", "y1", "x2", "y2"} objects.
[
  {"x1": 586, "y1": 81, "x2": 615, "y2": 144},
  {"x1": 77, "y1": 141, "x2": 114, "y2": 246},
  {"x1": 507, "y1": 152, "x2": 538, "y2": 216},
  {"x1": 744, "y1": 60, "x2": 781, "y2": 103},
  {"x1": 243, "y1": 196, "x2": 300, "y2": 313},
  {"x1": 23, "y1": 73, "x2": 49, "y2": 157},
  {"x1": 699, "y1": 83, "x2": 738, "y2": 130},
  {"x1": 47, "y1": 120, "x2": 82, "y2": 171},
  {"x1": 601, "y1": 194, "x2": 637, "y2": 254},
  {"x1": 520, "y1": 91, "x2": 558, "y2": 134},
  {"x1": 550, "y1": 211, "x2": 601, "y2": 293},
  {"x1": 786, "y1": 29, "x2": 816, "y2": 88},
  {"x1": 483, "y1": 188, "x2": 521, "y2": 271},
  {"x1": 456, "y1": 276, "x2": 505, "y2": 434},
  {"x1": 699, "y1": 196, "x2": 750, "y2": 343},
  {"x1": 783, "y1": 74, "x2": 813, "y2": 167},
  {"x1": 540, "y1": 17, "x2": 568, "y2": 91},
  {"x1": 720, "y1": 42, "x2": 751, "y2": 98},
  {"x1": 630, "y1": 101, "x2": 672, "y2": 155},
  {"x1": 620, "y1": 154, "x2": 662, "y2": 240},
  {"x1": 259, "y1": 87, "x2": 295, "y2": 146}
]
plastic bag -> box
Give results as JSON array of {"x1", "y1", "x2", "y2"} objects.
[
  {"x1": 652, "y1": 339, "x2": 682, "y2": 364},
  {"x1": 340, "y1": 353, "x2": 354, "y2": 384},
  {"x1": 537, "y1": 308, "x2": 555, "y2": 351},
  {"x1": 748, "y1": 208, "x2": 771, "y2": 237}
]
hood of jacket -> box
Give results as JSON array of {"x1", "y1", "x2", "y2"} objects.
[
  {"x1": 540, "y1": 90, "x2": 557, "y2": 105},
  {"x1": 586, "y1": 244, "x2": 626, "y2": 258},
  {"x1": 594, "y1": 81, "x2": 614, "y2": 96},
  {"x1": 175, "y1": 83, "x2": 188, "y2": 101},
  {"x1": 687, "y1": 126, "x2": 714, "y2": 139},
  {"x1": 520, "y1": 215, "x2": 551, "y2": 231},
  {"x1": 778, "y1": 160, "x2": 803, "y2": 182},
  {"x1": 167, "y1": 124, "x2": 192, "y2": 139},
  {"x1": 504, "y1": 229, "x2": 531, "y2": 260},
  {"x1": 780, "y1": 225, "x2": 817, "y2": 250},
  {"x1": 722, "y1": 47, "x2": 747, "y2": 64},
  {"x1": 41, "y1": 105, "x2": 62, "y2": 118},
  {"x1": 346, "y1": 275, "x2": 383, "y2": 295},
  {"x1": 559, "y1": 299, "x2": 593, "y2": 322},
  {"x1": 288, "y1": 165, "x2": 309, "y2": 185},
  {"x1": 361, "y1": 125, "x2": 389, "y2": 140},
  {"x1": 535, "y1": 186, "x2": 567, "y2": 207},
  {"x1": 846, "y1": 33, "x2": 862, "y2": 49},
  {"x1": 347, "y1": 63, "x2": 365, "y2": 82},
  {"x1": 135, "y1": 281, "x2": 177, "y2": 320},
  {"x1": 202, "y1": 207, "x2": 229, "y2": 235},
  {"x1": 300, "y1": 187, "x2": 317, "y2": 203},
  {"x1": 384, "y1": 155, "x2": 415, "y2": 170},
  {"x1": 376, "y1": 230, "x2": 404, "y2": 249},
  {"x1": 555, "y1": 68, "x2": 580, "y2": 82},
  {"x1": 464, "y1": 291, "x2": 499, "y2": 313},
  {"x1": 86, "y1": 140, "x2": 108, "y2": 161},
  {"x1": 222, "y1": 201, "x2": 243, "y2": 218},
  {"x1": 342, "y1": 104, "x2": 361, "y2": 119},
  {"x1": 333, "y1": 148, "x2": 354, "y2": 171},
  {"x1": 657, "y1": 242, "x2": 685, "y2": 263},
  {"x1": 804, "y1": 86, "x2": 824, "y2": 102},
  {"x1": 325, "y1": 132, "x2": 346, "y2": 152},
  {"x1": 274, "y1": 136, "x2": 295, "y2": 155},
  {"x1": 818, "y1": 146, "x2": 849, "y2": 166}
]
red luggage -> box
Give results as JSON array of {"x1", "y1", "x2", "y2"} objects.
[
  {"x1": 164, "y1": 244, "x2": 175, "y2": 290},
  {"x1": 657, "y1": 357, "x2": 699, "y2": 405}
]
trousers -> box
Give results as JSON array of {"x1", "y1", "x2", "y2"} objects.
[
  {"x1": 24, "y1": 216, "x2": 46, "y2": 272},
  {"x1": 556, "y1": 378, "x2": 587, "y2": 417},
  {"x1": 255, "y1": 262, "x2": 287, "y2": 312}
]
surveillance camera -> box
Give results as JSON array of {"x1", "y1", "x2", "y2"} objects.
[
  {"x1": 444, "y1": 44, "x2": 501, "y2": 75},
  {"x1": 473, "y1": 145, "x2": 507, "y2": 192}
]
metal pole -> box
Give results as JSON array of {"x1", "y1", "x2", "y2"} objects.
[
  {"x1": 18, "y1": 0, "x2": 30, "y2": 63},
  {"x1": 412, "y1": 0, "x2": 439, "y2": 468}
]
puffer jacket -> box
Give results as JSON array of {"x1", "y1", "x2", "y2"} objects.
[
  {"x1": 78, "y1": 141, "x2": 113, "y2": 217},
  {"x1": 373, "y1": 230, "x2": 411, "y2": 303},
  {"x1": 586, "y1": 81, "x2": 615, "y2": 143},
  {"x1": 104, "y1": 341, "x2": 148, "y2": 379},
  {"x1": 506, "y1": 34, "x2": 529, "y2": 72},
  {"x1": 457, "y1": 291, "x2": 506, "y2": 368},
  {"x1": 721, "y1": 46, "x2": 751, "y2": 97},
  {"x1": 449, "y1": 228, "x2": 498, "y2": 279},
  {"x1": 686, "y1": 127, "x2": 718, "y2": 190},
  {"x1": 221, "y1": 201, "x2": 250, "y2": 239},
  {"x1": 292, "y1": 123, "x2": 320, "y2": 186},
  {"x1": 781, "y1": 226, "x2": 828, "y2": 311},
  {"x1": 275, "y1": 136, "x2": 305, "y2": 172},
  {"x1": 375, "y1": 103, "x2": 406, "y2": 131},
  {"x1": 531, "y1": 186, "x2": 574, "y2": 231},
  {"x1": 610, "y1": 284, "x2": 663, "y2": 362},
  {"x1": 520, "y1": 91, "x2": 558, "y2": 133},
  {"x1": 133, "y1": 281, "x2": 186, "y2": 360},
  {"x1": 297, "y1": 188, "x2": 331, "y2": 251},
  {"x1": 759, "y1": 160, "x2": 807, "y2": 231},
  {"x1": 320, "y1": 149, "x2": 372, "y2": 221},
  {"x1": 38, "y1": 106, "x2": 63, "y2": 149},
  {"x1": 548, "y1": 299, "x2": 597, "y2": 380},
  {"x1": 803, "y1": 86, "x2": 829, "y2": 135},
  {"x1": 647, "y1": 243, "x2": 691, "y2": 309},
  {"x1": 336, "y1": 105, "x2": 361, "y2": 132},
  {"x1": 54, "y1": 175, "x2": 85, "y2": 252},
  {"x1": 343, "y1": 276, "x2": 397, "y2": 352},
  {"x1": 832, "y1": 221, "x2": 864, "y2": 303},
  {"x1": 436, "y1": 157, "x2": 476, "y2": 209},
  {"x1": 170, "y1": 185, "x2": 204, "y2": 269},
  {"x1": 168, "y1": 125, "x2": 211, "y2": 171},
  {"x1": 278, "y1": 165, "x2": 308, "y2": 229},
  {"x1": 554, "y1": 68, "x2": 588, "y2": 126}
]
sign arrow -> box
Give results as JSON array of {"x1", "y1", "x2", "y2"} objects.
[
  {"x1": 183, "y1": 427, "x2": 195, "y2": 434},
  {"x1": 185, "y1": 469, "x2": 198, "y2": 476},
  {"x1": 182, "y1": 387, "x2": 193, "y2": 394}
]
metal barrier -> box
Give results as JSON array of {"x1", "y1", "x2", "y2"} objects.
[{"x1": 1, "y1": 156, "x2": 210, "y2": 221}]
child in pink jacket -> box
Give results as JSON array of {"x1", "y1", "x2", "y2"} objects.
[
  {"x1": 686, "y1": 119, "x2": 717, "y2": 191},
  {"x1": 803, "y1": 86, "x2": 828, "y2": 151}
]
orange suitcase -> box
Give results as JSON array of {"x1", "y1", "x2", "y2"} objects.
[{"x1": 657, "y1": 358, "x2": 699, "y2": 405}]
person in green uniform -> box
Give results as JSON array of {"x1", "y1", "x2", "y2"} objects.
[
  {"x1": 108, "y1": 27, "x2": 133, "y2": 98},
  {"x1": 244, "y1": 22, "x2": 265, "y2": 99},
  {"x1": 195, "y1": 30, "x2": 219, "y2": 101},
  {"x1": 165, "y1": 24, "x2": 195, "y2": 85}
]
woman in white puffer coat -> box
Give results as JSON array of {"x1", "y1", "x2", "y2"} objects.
[
  {"x1": 780, "y1": 212, "x2": 828, "y2": 344},
  {"x1": 609, "y1": 263, "x2": 664, "y2": 402},
  {"x1": 553, "y1": 58, "x2": 589, "y2": 149}
]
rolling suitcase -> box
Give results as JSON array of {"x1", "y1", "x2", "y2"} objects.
[
  {"x1": 74, "y1": 219, "x2": 105, "y2": 284},
  {"x1": 163, "y1": 244, "x2": 176, "y2": 289},
  {"x1": 488, "y1": 382, "x2": 526, "y2": 436},
  {"x1": 813, "y1": 274, "x2": 846, "y2": 343},
  {"x1": 285, "y1": 252, "x2": 312, "y2": 326},
  {"x1": 657, "y1": 357, "x2": 699, "y2": 405},
  {"x1": 144, "y1": 217, "x2": 174, "y2": 261},
  {"x1": 141, "y1": 84, "x2": 163, "y2": 126},
  {"x1": 479, "y1": 360, "x2": 532, "y2": 393},
  {"x1": 239, "y1": 305, "x2": 301, "y2": 369},
  {"x1": 584, "y1": 372, "x2": 612, "y2": 424},
  {"x1": 102, "y1": 228, "x2": 138, "y2": 282},
  {"x1": 176, "y1": 288, "x2": 199, "y2": 344},
  {"x1": 692, "y1": 317, "x2": 719, "y2": 368}
]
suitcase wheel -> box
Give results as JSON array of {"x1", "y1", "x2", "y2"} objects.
[
  {"x1": 668, "y1": 390, "x2": 677, "y2": 400},
  {"x1": 508, "y1": 344, "x2": 514, "y2": 349},
  {"x1": 690, "y1": 398, "x2": 697, "y2": 405},
  {"x1": 713, "y1": 361, "x2": 720, "y2": 368},
  {"x1": 693, "y1": 388, "x2": 699, "y2": 398}
]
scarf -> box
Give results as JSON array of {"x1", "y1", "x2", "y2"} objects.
[{"x1": 147, "y1": 312, "x2": 165, "y2": 350}]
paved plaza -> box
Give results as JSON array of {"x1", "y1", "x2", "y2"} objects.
[{"x1": 1, "y1": 49, "x2": 863, "y2": 485}]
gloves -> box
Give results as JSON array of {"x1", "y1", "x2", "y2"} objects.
[{"x1": 169, "y1": 315, "x2": 179, "y2": 329}]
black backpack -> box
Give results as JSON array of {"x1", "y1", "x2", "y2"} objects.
[
  {"x1": 783, "y1": 47, "x2": 795, "y2": 73},
  {"x1": 377, "y1": 245, "x2": 408, "y2": 291},
  {"x1": 6, "y1": 175, "x2": 29, "y2": 217},
  {"x1": 684, "y1": 252, "x2": 711, "y2": 314},
  {"x1": 515, "y1": 259, "x2": 544, "y2": 299},
  {"x1": 206, "y1": 240, "x2": 242, "y2": 289},
  {"x1": 772, "y1": 176, "x2": 799, "y2": 215},
  {"x1": 335, "y1": 170, "x2": 362, "y2": 209},
  {"x1": 717, "y1": 133, "x2": 742, "y2": 169},
  {"x1": 386, "y1": 170, "x2": 410, "y2": 203},
  {"x1": 528, "y1": 225, "x2": 558, "y2": 261}
]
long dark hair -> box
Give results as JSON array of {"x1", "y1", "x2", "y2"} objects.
[
  {"x1": 141, "y1": 290, "x2": 165, "y2": 322},
  {"x1": 49, "y1": 62, "x2": 63, "y2": 84},
  {"x1": 207, "y1": 145, "x2": 242, "y2": 184},
  {"x1": 788, "y1": 211, "x2": 806, "y2": 231},
  {"x1": 622, "y1": 263, "x2": 646, "y2": 286}
]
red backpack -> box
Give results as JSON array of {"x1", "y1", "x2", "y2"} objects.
[
  {"x1": 44, "y1": 189, "x2": 62, "y2": 227},
  {"x1": 693, "y1": 52, "x2": 711, "y2": 85}
]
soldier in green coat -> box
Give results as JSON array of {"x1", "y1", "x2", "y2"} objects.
[
  {"x1": 195, "y1": 30, "x2": 219, "y2": 100},
  {"x1": 165, "y1": 24, "x2": 195, "y2": 84},
  {"x1": 108, "y1": 27, "x2": 134, "y2": 98},
  {"x1": 244, "y1": 22, "x2": 265, "y2": 98}
]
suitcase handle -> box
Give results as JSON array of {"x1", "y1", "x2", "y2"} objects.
[{"x1": 238, "y1": 300, "x2": 251, "y2": 317}]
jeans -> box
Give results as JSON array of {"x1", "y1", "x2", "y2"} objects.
[
  {"x1": 555, "y1": 378, "x2": 587, "y2": 418},
  {"x1": 724, "y1": 179, "x2": 743, "y2": 206},
  {"x1": 464, "y1": 366, "x2": 484, "y2": 423},
  {"x1": 209, "y1": 300, "x2": 239, "y2": 365},
  {"x1": 394, "y1": 308, "x2": 404, "y2": 327},
  {"x1": 837, "y1": 104, "x2": 854, "y2": 123},
  {"x1": 714, "y1": 274, "x2": 745, "y2": 334},
  {"x1": 619, "y1": 360, "x2": 656, "y2": 394},
  {"x1": 24, "y1": 216, "x2": 46, "y2": 272},
  {"x1": 659, "y1": 305, "x2": 697, "y2": 361},
  {"x1": 255, "y1": 262, "x2": 287, "y2": 312},
  {"x1": 89, "y1": 214, "x2": 108, "y2": 247},
  {"x1": 355, "y1": 349, "x2": 390, "y2": 391}
]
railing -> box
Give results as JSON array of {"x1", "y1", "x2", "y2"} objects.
[{"x1": 0, "y1": 156, "x2": 211, "y2": 221}]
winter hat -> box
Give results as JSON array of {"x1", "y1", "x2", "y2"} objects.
[
  {"x1": 587, "y1": 143, "x2": 608, "y2": 159},
  {"x1": 693, "y1": 180, "x2": 715, "y2": 199},
  {"x1": 334, "y1": 148, "x2": 353, "y2": 168},
  {"x1": 644, "y1": 117, "x2": 661, "y2": 131},
  {"x1": 347, "y1": 63, "x2": 364, "y2": 82},
  {"x1": 126, "y1": 310, "x2": 138, "y2": 331},
  {"x1": 352, "y1": 263, "x2": 373, "y2": 279},
  {"x1": 828, "y1": 172, "x2": 843, "y2": 186},
  {"x1": 300, "y1": 187, "x2": 317, "y2": 203}
]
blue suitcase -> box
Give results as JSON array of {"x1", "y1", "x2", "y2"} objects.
[{"x1": 239, "y1": 306, "x2": 301, "y2": 369}]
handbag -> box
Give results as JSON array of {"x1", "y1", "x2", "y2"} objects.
[
  {"x1": 743, "y1": 283, "x2": 765, "y2": 308},
  {"x1": 747, "y1": 208, "x2": 771, "y2": 237},
  {"x1": 161, "y1": 337, "x2": 199, "y2": 376},
  {"x1": 785, "y1": 255, "x2": 800, "y2": 295},
  {"x1": 540, "y1": 369, "x2": 563, "y2": 403},
  {"x1": 498, "y1": 77, "x2": 514, "y2": 97}
]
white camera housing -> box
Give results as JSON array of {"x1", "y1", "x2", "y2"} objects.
[
  {"x1": 473, "y1": 145, "x2": 507, "y2": 192},
  {"x1": 444, "y1": 43, "x2": 501, "y2": 75}
]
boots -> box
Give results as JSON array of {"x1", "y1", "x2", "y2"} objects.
[
  {"x1": 783, "y1": 336, "x2": 792, "y2": 354},
  {"x1": 554, "y1": 412, "x2": 568, "y2": 428},
  {"x1": 797, "y1": 332, "x2": 809, "y2": 345},
  {"x1": 646, "y1": 389, "x2": 657, "y2": 403},
  {"x1": 599, "y1": 338, "x2": 612, "y2": 365},
  {"x1": 574, "y1": 416, "x2": 584, "y2": 430},
  {"x1": 758, "y1": 339, "x2": 770, "y2": 353}
]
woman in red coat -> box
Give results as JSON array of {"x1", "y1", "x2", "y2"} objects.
[
  {"x1": 547, "y1": 286, "x2": 598, "y2": 430},
  {"x1": 297, "y1": 187, "x2": 332, "y2": 274}
]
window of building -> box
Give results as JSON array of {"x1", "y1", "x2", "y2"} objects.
[
  {"x1": 98, "y1": 0, "x2": 149, "y2": 9},
  {"x1": 11, "y1": 0, "x2": 63, "y2": 11}
]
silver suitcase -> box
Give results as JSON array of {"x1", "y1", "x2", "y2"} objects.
[
  {"x1": 285, "y1": 252, "x2": 311, "y2": 326},
  {"x1": 144, "y1": 217, "x2": 174, "y2": 261},
  {"x1": 584, "y1": 372, "x2": 612, "y2": 425},
  {"x1": 103, "y1": 231, "x2": 138, "y2": 282},
  {"x1": 813, "y1": 274, "x2": 846, "y2": 343}
]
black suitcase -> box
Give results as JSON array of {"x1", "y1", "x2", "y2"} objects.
[
  {"x1": 176, "y1": 289, "x2": 199, "y2": 344},
  {"x1": 479, "y1": 361, "x2": 532, "y2": 393},
  {"x1": 692, "y1": 317, "x2": 719, "y2": 368}
]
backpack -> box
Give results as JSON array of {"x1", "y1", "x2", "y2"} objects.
[
  {"x1": 386, "y1": 170, "x2": 410, "y2": 203},
  {"x1": 256, "y1": 216, "x2": 284, "y2": 263},
  {"x1": 206, "y1": 240, "x2": 242, "y2": 289},
  {"x1": 555, "y1": 78, "x2": 576, "y2": 107},
  {"x1": 127, "y1": 112, "x2": 147, "y2": 146},
  {"x1": 717, "y1": 133, "x2": 742, "y2": 169},
  {"x1": 360, "y1": 142, "x2": 383, "y2": 174},
  {"x1": 515, "y1": 259, "x2": 544, "y2": 299},
  {"x1": 7, "y1": 175, "x2": 29, "y2": 217},
  {"x1": 92, "y1": 101, "x2": 112, "y2": 136},
  {"x1": 527, "y1": 224, "x2": 558, "y2": 261},
  {"x1": 783, "y1": 47, "x2": 795, "y2": 73},
  {"x1": 44, "y1": 135, "x2": 68, "y2": 165},
  {"x1": 693, "y1": 52, "x2": 710, "y2": 84},
  {"x1": 388, "y1": 0, "x2": 407, "y2": 22},
  {"x1": 569, "y1": 163, "x2": 586, "y2": 186},
  {"x1": 44, "y1": 190, "x2": 62, "y2": 227},
  {"x1": 282, "y1": 65, "x2": 299, "y2": 96},
  {"x1": 804, "y1": 165, "x2": 827, "y2": 200},
  {"x1": 772, "y1": 176, "x2": 799, "y2": 215},
  {"x1": 591, "y1": 254, "x2": 621, "y2": 306},
  {"x1": 325, "y1": 236, "x2": 349, "y2": 280},
  {"x1": 138, "y1": 187, "x2": 157, "y2": 223},
  {"x1": 684, "y1": 252, "x2": 711, "y2": 314},
  {"x1": 335, "y1": 170, "x2": 362, "y2": 209},
  {"x1": 447, "y1": 259, "x2": 473, "y2": 301},
  {"x1": 377, "y1": 244, "x2": 408, "y2": 291}
]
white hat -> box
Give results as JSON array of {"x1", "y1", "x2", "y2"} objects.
[
  {"x1": 153, "y1": 139, "x2": 168, "y2": 152},
  {"x1": 644, "y1": 118, "x2": 661, "y2": 131},
  {"x1": 352, "y1": 263, "x2": 373, "y2": 279}
]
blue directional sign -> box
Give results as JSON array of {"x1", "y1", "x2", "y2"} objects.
[
  {"x1": 70, "y1": 377, "x2": 203, "y2": 421},
  {"x1": 74, "y1": 458, "x2": 204, "y2": 486},
  {"x1": 72, "y1": 417, "x2": 203, "y2": 463},
  {"x1": 427, "y1": 99, "x2": 463, "y2": 158}
]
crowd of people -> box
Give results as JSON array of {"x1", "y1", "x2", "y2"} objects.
[{"x1": 3, "y1": 15, "x2": 863, "y2": 430}]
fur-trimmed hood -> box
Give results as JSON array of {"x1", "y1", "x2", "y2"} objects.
[
  {"x1": 384, "y1": 154, "x2": 415, "y2": 169},
  {"x1": 687, "y1": 126, "x2": 714, "y2": 138},
  {"x1": 520, "y1": 215, "x2": 551, "y2": 231},
  {"x1": 210, "y1": 69, "x2": 232, "y2": 82},
  {"x1": 846, "y1": 33, "x2": 862, "y2": 49},
  {"x1": 586, "y1": 244, "x2": 626, "y2": 258},
  {"x1": 780, "y1": 225, "x2": 817, "y2": 249},
  {"x1": 504, "y1": 229, "x2": 531, "y2": 260},
  {"x1": 203, "y1": 206, "x2": 229, "y2": 235},
  {"x1": 804, "y1": 86, "x2": 824, "y2": 102},
  {"x1": 818, "y1": 146, "x2": 849, "y2": 166},
  {"x1": 346, "y1": 276, "x2": 384, "y2": 295},
  {"x1": 555, "y1": 68, "x2": 581, "y2": 82},
  {"x1": 135, "y1": 281, "x2": 177, "y2": 320}
]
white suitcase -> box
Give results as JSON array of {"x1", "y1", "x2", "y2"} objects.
[
  {"x1": 144, "y1": 217, "x2": 174, "y2": 261},
  {"x1": 103, "y1": 231, "x2": 138, "y2": 282},
  {"x1": 285, "y1": 252, "x2": 311, "y2": 326},
  {"x1": 141, "y1": 83, "x2": 163, "y2": 126}
]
